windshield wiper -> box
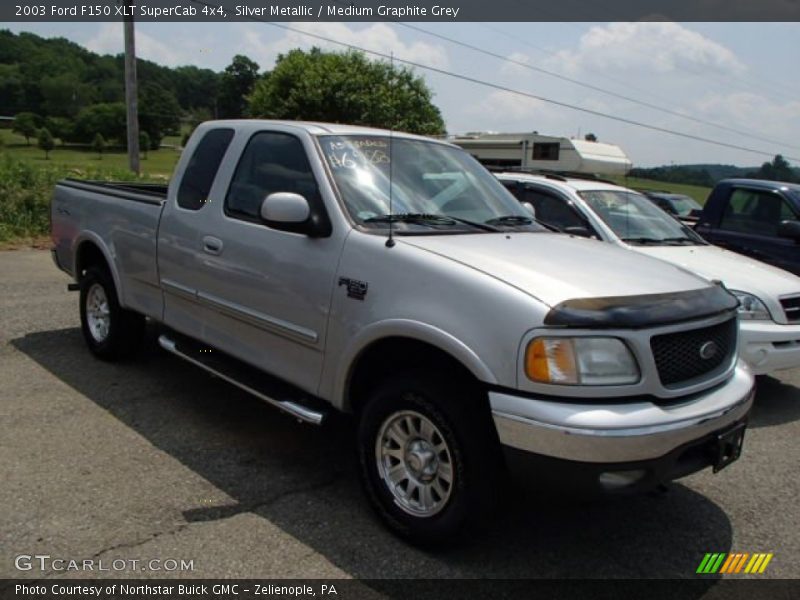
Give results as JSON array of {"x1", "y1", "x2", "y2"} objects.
[
  {"x1": 620, "y1": 237, "x2": 666, "y2": 245},
  {"x1": 484, "y1": 214, "x2": 552, "y2": 230},
  {"x1": 364, "y1": 213, "x2": 497, "y2": 232},
  {"x1": 364, "y1": 213, "x2": 456, "y2": 226},
  {"x1": 622, "y1": 236, "x2": 699, "y2": 245},
  {"x1": 660, "y1": 236, "x2": 701, "y2": 245}
]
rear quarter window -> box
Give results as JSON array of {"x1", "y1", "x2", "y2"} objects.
[{"x1": 177, "y1": 128, "x2": 235, "y2": 211}]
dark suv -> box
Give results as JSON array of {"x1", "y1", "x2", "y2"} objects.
[
  {"x1": 695, "y1": 179, "x2": 800, "y2": 276},
  {"x1": 641, "y1": 191, "x2": 703, "y2": 225}
]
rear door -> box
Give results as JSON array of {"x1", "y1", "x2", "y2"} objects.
[{"x1": 709, "y1": 186, "x2": 800, "y2": 274}]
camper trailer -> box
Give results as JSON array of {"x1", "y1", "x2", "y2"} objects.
[{"x1": 451, "y1": 132, "x2": 632, "y2": 176}]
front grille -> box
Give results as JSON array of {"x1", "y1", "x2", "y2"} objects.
[
  {"x1": 780, "y1": 295, "x2": 800, "y2": 323},
  {"x1": 651, "y1": 318, "x2": 737, "y2": 387}
]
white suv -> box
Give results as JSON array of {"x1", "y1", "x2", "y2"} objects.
[{"x1": 497, "y1": 172, "x2": 800, "y2": 375}]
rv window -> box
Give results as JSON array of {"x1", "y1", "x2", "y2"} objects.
[{"x1": 532, "y1": 143, "x2": 560, "y2": 161}]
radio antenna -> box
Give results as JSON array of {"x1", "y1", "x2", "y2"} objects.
[{"x1": 386, "y1": 51, "x2": 396, "y2": 248}]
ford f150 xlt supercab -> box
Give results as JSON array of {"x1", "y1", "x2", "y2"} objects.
[
  {"x1": 51, "y1": 121, "x2": 754, "y2": 543},
  {"x1": 497, "y1": 172, "x2": 800, "y2": 376}
]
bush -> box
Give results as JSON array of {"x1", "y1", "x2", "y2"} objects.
[
  {"x1": 37, "y1": 127, "x2": 55, "y2": 159},
  {"x1": 0, "y1": 155, "x2": 151, "y2": 242},
  {"x1": 92, "y1": 133, "x2": 107, "y2": 158}
]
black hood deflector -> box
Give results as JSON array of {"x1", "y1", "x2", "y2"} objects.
[{"x1": 544, "y1": 284, "x2": 739, "y2": 329}]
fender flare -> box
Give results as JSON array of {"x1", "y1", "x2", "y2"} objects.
[
  {"x1": 72, "y1": 232, "x2": 125, "y2": 306},
  {"x1": 334, "y1": 319, "x2": 498, "y2": 410}
]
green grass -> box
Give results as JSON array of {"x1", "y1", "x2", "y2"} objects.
[
  {"x1": 607, "y1": 175, "x2": 712, "y2": 205},
  {"x1": 0, "y1": 130, "x2": 180, "y2": 179},
  {"x1": 0, "y1": 130, "x2": 175, "y2": 244}
]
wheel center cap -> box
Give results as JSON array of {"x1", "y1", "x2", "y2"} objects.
[{"x1": 406, "y1": 440, "x2": 438, "y2": 479}]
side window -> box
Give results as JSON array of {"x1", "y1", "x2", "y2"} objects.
[
  {"x1": 532, "y1": 143, "x2": 560, "y2": 161},
  {"x1": 225, "y1": 132, "x2": 320, "y2": 221},
  {"x1": 500, "y1": 180, "x2": 521, "y2": 199},
  {"x1": 177, "y1": 128, "x2": 234, "y2": 210},
  {"x1": 655, "y1": 198, "x2": 676, "y2": 214},
  {"x1": 522, "y1": 186, "x2": 585, "y2": 230},
  {"x1": 720, "y1": 189, "x2": 795, "y2": 236}
]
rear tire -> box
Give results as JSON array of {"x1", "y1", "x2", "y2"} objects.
[
  {"x1": 357, "y1": 371, "x2": 502, "y2": 545},
  {"x1": 79, "y1": 265, "x2": 145, "y2": 361}
]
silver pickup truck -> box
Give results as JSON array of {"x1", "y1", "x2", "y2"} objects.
[{"x1": 51, "y1": 120, "x2": 754, "y2": 543}]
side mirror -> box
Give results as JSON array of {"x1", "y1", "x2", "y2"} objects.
[
  {"x1": 564, "y1": 225, "x2": 592, "y2": 238},
  {"x1": 521, "y1": 202, "x2": 536, "y2": 217},
  {"x1": 260, "y1": 192, "x2": 310, "y2": 228},
  {"x1": 777, "y1": 219, "x2": 800, "y2": 242}
]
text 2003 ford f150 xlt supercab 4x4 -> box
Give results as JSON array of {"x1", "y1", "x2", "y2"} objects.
[{"x1": 51, "y1": 121, "x2": 754, "y2": 542}]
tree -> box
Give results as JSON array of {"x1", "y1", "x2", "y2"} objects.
[
  {"x1": 248, "y1": 48, "x2": 445, "y2": 135},
  {"x1": 74, "y1": 103, "x2": 127, "y2": 145},
  {"x1": 0, "y1": 64, "x2": 26, "y2": 115},
  {"x1": 92, "y1": 133, "x2": 106, "y2": 158},
  {"x1": 139, "y1": 131, "x2": 150, "y2": 159},
  {"x1": 173, "y1": 65, "x2": 220, "y2": 113},
  {"x1": 39, "y1": 73, "x2": 96, "y2": 117},
  {"x1": 12, "y1": 112, "x2": 40, "y2": 145},
  {"x1": 37, "y1": 127, "x2": 54, "y2": 159},
  {"x1": 139, "y1": 84, "x2": 181, "y2": 149},
  {"x1": 46, "y1": 116, "x2": 75, "y2": 145},
  {"x1": 218, "y1": 54, "x2": 260, "y2": 118},
  {"x1": 748, "y1": 154, "x2": 798, "y2": 183}
]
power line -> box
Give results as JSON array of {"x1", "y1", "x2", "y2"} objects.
[
  {"x1": 396, "y1": 22, "x2": 800, "y2": 153},
  {"x1": 188, "y1": 4, "x2": 798, "y2": 162},
  {"x1": 497, "y1": 18, "x2": 800, "y2": 105}
]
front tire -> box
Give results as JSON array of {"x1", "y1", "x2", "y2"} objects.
[
  {"x1": 357, "y1": 371, "x2": 502, "y2": 544},
  {"x1": 79, "y1": 265, "x2": 145, "y2": 361}
]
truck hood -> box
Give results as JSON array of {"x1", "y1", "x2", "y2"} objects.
[
  {"x1": 399, "y1": 233, "x2": 710, "y2": 307},
  {"x1": 633, "y1": 244, "x2": 800, "y2": 300}
]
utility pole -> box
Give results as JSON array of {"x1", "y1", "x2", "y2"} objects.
[{"x1": 123, "y1": 1, "x2": 140, "y2": 175}]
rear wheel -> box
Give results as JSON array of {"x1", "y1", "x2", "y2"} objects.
[
  {"x1": 79, "y1": 265, "x2": 145, "y2": 360},
  {"x1": 357, "y1": 371, "x2": 502, "y2": 544}
]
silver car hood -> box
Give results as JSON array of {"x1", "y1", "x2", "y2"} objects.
[{"x1": 399, "y1": 232, "x2": 711, "y2": 307}]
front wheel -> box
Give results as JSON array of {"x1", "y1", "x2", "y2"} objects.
[
  {"x1": 79, "y1": 265, "x2": 145, "y2": 361},
  {"x1": 357, "y1": 372, "x2": 502, "y2": 544}
]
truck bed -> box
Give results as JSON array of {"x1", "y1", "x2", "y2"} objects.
[{"x1": 51, "y1": 178, "x2": 168, "y2": 320}]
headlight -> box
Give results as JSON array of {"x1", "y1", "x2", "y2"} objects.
[
  {"x1": 525, "y1": 337, "x2": 640, "y2": 385},
  {"x1": 730, "y1": 290, "x2": 771, "y2": 320}
]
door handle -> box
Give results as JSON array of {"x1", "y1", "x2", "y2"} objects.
[{"x1": 202, "y1": 236, "x2": 223, "y2": 255}]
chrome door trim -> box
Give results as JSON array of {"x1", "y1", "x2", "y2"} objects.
[
  {"x1": 161, "y1": 278, "x2": 197, "y2": 300},
  {"x1": 196, "y1": 290, "x2": 319, "y2": 344}
]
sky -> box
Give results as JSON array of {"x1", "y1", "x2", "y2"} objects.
[{"x1": 6, "y1": 21, "x2": 800, "y2": 167}]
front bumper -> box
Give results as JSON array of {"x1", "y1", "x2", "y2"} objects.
[
  {"x1": 490, "y1": 363, "x2": 754, "y2": 489},
  {"x1": 740, "y1": 320, "x2": 800, "y2": 375}
]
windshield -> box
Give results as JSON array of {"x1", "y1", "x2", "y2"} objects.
[
  {"x1": 662, "y1": 194, "x2": 702, "y2": 216},
  {"x1": 579, "y1": 190, "x2": 704, "y2": 245},
  {"x1": 319, "y1": 135, "x2": 541, "y2": 233}
]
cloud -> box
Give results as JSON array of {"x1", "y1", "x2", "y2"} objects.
[
  {"x1": 84, "y1": 23, "x2": 211, "y2": 68},
  {"x1": 234, "y1": 22, "x2": 449, "y2": 71},
  {"x1": 694, "y1": 92, "x2": 800, "y2": 138},
  {"x1": 543, "y1": 22, "x2": 745, "y2": 76}
]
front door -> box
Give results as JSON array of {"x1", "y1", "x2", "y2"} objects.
[{"x1": 711, "y1": 187, "x2": 800, "y2": 275}]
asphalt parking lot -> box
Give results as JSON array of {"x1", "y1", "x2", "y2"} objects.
[{"x1": 2, "y1": 249, "x2": 799, "y2": 582}]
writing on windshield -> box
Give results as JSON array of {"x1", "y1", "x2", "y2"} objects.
[{"x1": 321, "y1": 135, "x2": 540, "y2": 234}]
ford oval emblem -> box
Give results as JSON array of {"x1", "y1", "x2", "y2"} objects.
[{"x1": 699, "y1": 341, "x2": 719, "y2": 360}]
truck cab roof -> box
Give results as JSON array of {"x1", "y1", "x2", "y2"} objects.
[
  {"x1": 197, "y1": 119, "x2": 455, "y2": 146},
  {"x1": 717, "y1": 178, "x2": 800, "y2": 194}
]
